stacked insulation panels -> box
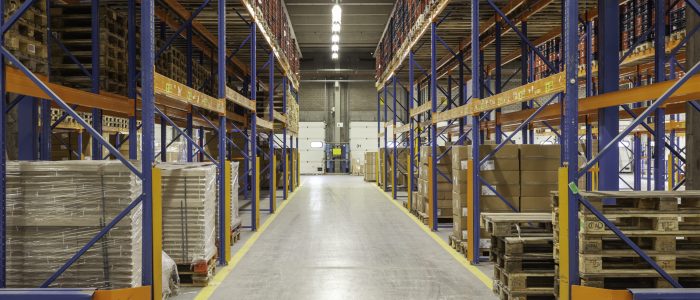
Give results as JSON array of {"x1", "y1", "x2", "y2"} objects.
[
  {"x1": 5, "y1": 161, "x2": 142, "y2": 288},
  {"x1": 159, "y1": 163, "x2": 217, "y2": 272}
]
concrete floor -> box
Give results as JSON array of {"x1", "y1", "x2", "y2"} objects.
[{"x1": 173, "y1": 175, "x2": 496, "y2": 300}]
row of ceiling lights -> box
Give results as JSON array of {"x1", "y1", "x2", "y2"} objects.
[{"x1": 331, "y1": 4, "x2": 341, "y2": 60}]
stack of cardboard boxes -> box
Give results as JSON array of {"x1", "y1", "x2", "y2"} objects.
[
  {"x1": 451, "y1": 146, "x2": 469, "y2": 241},
  {"x1": 520, "y1": 145, "x2": 560, "y2": 212},
  {"x1": 479, "y1": 144, "x2": 520, "y2": 212},
  {"x1": 364, "y1": 152, "x2": 377, "y2": 182},
  {"x1": 417, "y1": 146, "x2": 452, "y2": 220},
  {"x1": 450, "y1": 144, "x2": 558, "y2": 254}
]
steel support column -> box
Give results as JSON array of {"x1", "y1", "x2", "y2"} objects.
[
  {"x1": 250, "y1": 22, "x2": 258, "y2": 230},
  {"x1": 268, "y1": 53, "x2": 275, "y2": 212},
  {"x1": 521, "y1": 22, "x2": 529, "y2": 144},
  {"x1": 430, "y1": 22, "x2": 439, "y2": 232},
  {"x1": 409, "y1": 51, "x2": 415, "y2": 211},
  {"x1": 0, "y1": 0, "x2": 6, "y2": 286},
  {"x1": 597, "y1": 0, "x2": 620, "y2": 194},
  {"x1": 91, "y1": 1, "x2": 102, "y2": 160},
  {"x1": 563, "y1": 0, "x2": 581, "y2": 293},
  {"x1": 217, "y1": 0, "x2": 227, "y2": 266},
  {"x1": 140, "y1": 0, "x2": 156, "y2": 291},
  {"x1": 392, "y1": 75, "x2": 398, "y2": 199},
  {"x1": 469, "y1": 0, "x2": 480, "y2": 263},
  {"x1": 653, "y1": 0, "x2": 666, "y2": 190},
  {"x1": 495, "y1": 23, "x2": 502, "y2": 144}
]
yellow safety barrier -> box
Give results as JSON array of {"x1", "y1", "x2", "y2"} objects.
[
  {"x1": 558, "y1": 166, "x2": 570, "y2": 300},
  {"x1": 152, "y1": 167, "x2": 163, "y2": 300}
]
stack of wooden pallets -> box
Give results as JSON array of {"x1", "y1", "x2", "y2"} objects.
[
  {"x1": 5, "y1": 0, "x2": 48, "y2": 74},
  {"x1": 575, "y1": 191, "x2": 700, "y2": 290},
  {"x1": 483, "y1": 213, "x2": 555, "y2": 300},
  {"x1": 5, "y1": 161, "x2": 142, "y2": 288},
  {"x1": 159, "y1": 162, "x2": 218, "y2": 287},
  {"x1": 50, "y1": 4, "x2": 128, "y2": 95}
]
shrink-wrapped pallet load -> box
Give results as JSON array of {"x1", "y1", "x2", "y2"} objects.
[{"x1": 6, "y1": 161, "x2": 142, "y2": 288}]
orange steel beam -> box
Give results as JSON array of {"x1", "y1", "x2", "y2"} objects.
[
  {"x1": 497, "y1": 74, "x2": 700, "y2": 127},
  {"x1": 7, "y1": 67, "x2": 134, "y2": 115}
]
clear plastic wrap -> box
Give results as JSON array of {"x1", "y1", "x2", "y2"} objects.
[
  {"x1": 161, "y1": 251, "x2": 179, "y2": 299},
  {"x1": 158, "y1": 162, "x2": 217, "y2": 265},
  {"x1": 5, "y1": 160, "x2": 143, "y2": 289},
  {"x1": 230, "y1": 161, "x2": 241, "y2": 229}
]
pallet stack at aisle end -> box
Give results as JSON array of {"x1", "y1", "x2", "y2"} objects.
[
  {"x1": 364, "y1": 152, "x2": 377, "y2": 182},
  {"x1": 160, "y1": 163, "x2": 218, "y2": 287},
  {"x1": 450, "y1": 145, "x2": 469, "y2": 254},
  {"x1": 416, "y1": 146, "x2": 452, "y2": 225},
  {"x1": 483, "y1": 213, "x2": 555, "y2": 300},
  {"x1": 553, "y1": 191, "x2": 700, "y2": 295}
]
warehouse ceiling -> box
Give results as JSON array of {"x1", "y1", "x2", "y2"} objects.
[{"x1": 285, "y1": 0, "x2": 394, "y2": 58}]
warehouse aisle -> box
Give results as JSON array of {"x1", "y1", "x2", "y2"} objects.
[{"x1": 191, "y1": 175, "x2": 496, "y2": 299}]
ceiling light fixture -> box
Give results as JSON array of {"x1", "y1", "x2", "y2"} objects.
[{"x1": 330, "y1": 3, "x2": 342, "y2": 60}]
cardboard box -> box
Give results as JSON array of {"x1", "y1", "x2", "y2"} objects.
[
  {"x1": 481, "y1": 158, "x2": 520, "y2": 171},
  {"x1": 420, "y1": 146, "x2": 451, "y2": 165},
  {"x1": 453, "y1": 178, "x2": 467, "y2": 194},
  {"x1": 519, "y1": 144, "x2": 560, "y2": 159},
  {"x1": 481, "y1": 196, "x2": 520, "y2": 212},
  {"x1": 520, "y1": 197, "x2": 552, "y2": 212},
  {"x1": 480, "y1": 170, "x2": 520, "y2": 185},
  {"x1": 521, "y1": 171, "x2": 558, "y2": 184},
  {"x1": 452, "y1": 191, "x2": 467, "y2": 208},
  {"x1": 520, "y1": 158, "x2": 560, "y2": 171},
  {"x1": 452, "y1": 146, "x2": 471, "y2": 167},
  {"x1": 521, "y1": 184, "x2": 558, "y2": 197},
  {"x1": 481, "y1": 184, "x2": 520, "y2": 197},
  {"x1": 479, "y1": 144, "x2": 519, "y2": 159}
]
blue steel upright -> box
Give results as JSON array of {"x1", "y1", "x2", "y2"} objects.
[
  {"x1": 429, "y1": 21, "x2": 438, "y2": 232},
  {"x1": 282, "y1": 77, "x2": 288, "y2": 199},
  {"x1": 597, "y1": 0, "x2": 620, "y2": 195},
  {"x1": 392, "y1": 75, "x2": 398, "y2": 199},
  {"x1": 563, "y1": 0, "x2": 580, "y2": 290},
  {"x1": 217, "y1": 0, "x2": 227, "y2": 265},
  {"x1": 408, "y1": 52, "x2": 415, "y2": 209},
  {"x1": 128, "y1": 0, "x2": 138, "y2": 160},
  {"x1": 0, "y1": 0, "x2": 6, "y2": 287},
  {"x1": 269, "y1": 53, "x2": 275, "y2": 212},
  {"x1": 250, "y1": 21, "x2": 258, "y2": 230},
  {"x1": 91, "y1": 1, "x2": 102, "y2": 160},
  {"x1": 141, "y1": 0, "x2": 156, "y2": 290},
  {"x1": 653, "y1": 0, "x2": 666, "y2": 190},
  {"x1": 470, "y1": 0, "x2": 481, "y2": 264}
]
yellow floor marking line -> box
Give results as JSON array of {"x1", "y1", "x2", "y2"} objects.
[
  {"x1": 195, "y1": 182, "x2": 306, "y2": 300},
  {"x1": 373, "y1": 185, "x2": 493, "y2": 289}
]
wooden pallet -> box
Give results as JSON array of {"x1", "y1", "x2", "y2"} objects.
[
  {"x1": 496, "y1": 267, "x2": 556, "y2": 292},
  {"x1": 482, "y1": 213, "x2": 553, "y2": 237},
  {"x1": 177, "y1": 255, "x2": 217, "y2": 287},
  {"x1": 230, "y1": 224, "x2": 242, "y2": 245},
  {"x1": 494, "y1": 280, "x2": 555, "y2": 300}
]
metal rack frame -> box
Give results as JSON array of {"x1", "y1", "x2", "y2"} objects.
[
  {"x1": 375, "y1": 0, "x2": 700, "y2": 298},
  {"x1": 0, "y1": 0, "x2": 301, "y2": 298}
]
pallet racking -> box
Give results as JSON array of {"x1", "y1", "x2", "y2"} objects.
[
  {"x1": 375, "y1": 0, "x2": 700, "y2": 299},
  {"x1": 0, "y1": 0, "x2": 301, "y2": 298}
]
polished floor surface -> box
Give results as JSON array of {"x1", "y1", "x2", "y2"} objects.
[{"x1": 176, "y1": 175, "x2": 496, "y2": 300}]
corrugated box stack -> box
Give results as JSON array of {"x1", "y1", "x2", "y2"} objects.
[
  {"x1": 364, "y1": 152, "x2": 377, "y2": 182},
  {"x1": 230, "y1": 162, "x2": 241, "y2": 243},
  {"x1": 159, "y1": 163, "x2": 217, "y2": 287},
  {"x1": 519, "y1": 145, "x2": 560, "y2": 212},
  {"x1": 6, "y1": 161, "x2": 142, "y2": 288},
  {"x1": 479, "y1": 144, "x2": 520, "y2": 213},
  {"x1": 378, "y1": 148, "x2": 386, "y2": 187},
  {"x1": 417, "y1": 146, "x2": 452, "y2": 222},
  {"x1": 451, "y1": 146, "x2": 469, "y2": 244}
]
